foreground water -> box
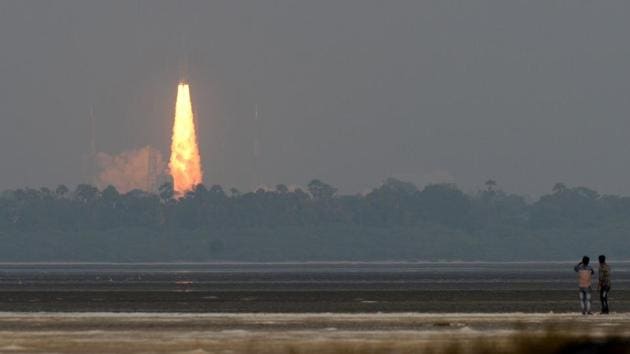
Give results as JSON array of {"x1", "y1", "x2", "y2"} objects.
[{"x1": 0, "y1": 262, "x2": 628, "y2": 312}]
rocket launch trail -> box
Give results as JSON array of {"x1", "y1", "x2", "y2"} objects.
[{"x1": 169, "y1": 83, "x2": 203, "y2": 194}]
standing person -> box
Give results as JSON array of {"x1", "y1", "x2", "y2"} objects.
[
  {"x1": 574, "y1": 256, "x2": 594, "y2": 315},
  {"x1": 598, "y1": 255, "x2": 611, "y2": 314}
]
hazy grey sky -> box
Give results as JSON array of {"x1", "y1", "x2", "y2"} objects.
[{"x1": 1, "y1": 1, "x2": 629, "y2": 196}]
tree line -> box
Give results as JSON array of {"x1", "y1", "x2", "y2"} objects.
[{"x1": 0, "y1": 179, "x2": 628, "y2": 261}]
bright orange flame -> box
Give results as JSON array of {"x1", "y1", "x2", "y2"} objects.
[{"x1": 169, "y1": 83, "x2": 203, "y2": 194}]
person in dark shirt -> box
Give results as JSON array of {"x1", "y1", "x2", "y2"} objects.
[{"x1": 598, "y1": 254, "x2": 611, "y2": 314}]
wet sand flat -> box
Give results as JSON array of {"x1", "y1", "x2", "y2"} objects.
[
  {"x1": 1, "y1": 262, "x2": 629, "y2": 313},
  {"x1": 0, "y1": 312, "x2": 629, "y2": 354},
  {"x1": 1, "y1": 263, "x2": 629, "y2": 353},
  {"x1": 2, "y1": 289, "x2": 630, "y2": 313}
]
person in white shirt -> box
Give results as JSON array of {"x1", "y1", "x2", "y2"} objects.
[{"x1": 574, "y1": 256, "x2": 594, "y2": 315}]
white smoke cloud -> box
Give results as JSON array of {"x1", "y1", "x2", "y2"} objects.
[{"x1": 96, "y1": 146, "x2": 167, "y2": 193}]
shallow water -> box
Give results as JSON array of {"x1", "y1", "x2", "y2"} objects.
[{"x1": 0, "y1": 262, "x2": 628, "y2": 312}]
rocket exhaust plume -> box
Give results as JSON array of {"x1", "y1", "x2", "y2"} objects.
[{"x1": 169, "y1": 83, "x2": 203, "y2": 194}]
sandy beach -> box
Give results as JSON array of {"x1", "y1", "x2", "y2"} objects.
[{"x1": 1, "y1": 312, "x2": 629, "y2": 353}]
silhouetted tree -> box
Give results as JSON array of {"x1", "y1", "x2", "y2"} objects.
[
  {"x1": 307, "y1": 179, "x2": 337, "y2": 200},
  {"x1": 485, "y1": 179, "x2": 497, "y2": 192},
  {"x1": 74, "y1": 184, "x2": 99, "y2": 204},
  {"x1": 229, "y1": 188, "x2": 240, "y2": 197},
  {"x1": 159, "y1": 182, "x2": 174, "y2": 204},
  {"x1": 55, "y1": 185, "x2": 69, "y2": 198},
  {"x1": 552, "y1": 182, "x2": 568, "y2": 194},
  {"x1": 417, "y1": 183, "x2": 470, "y2": 227},
  {"x1": 276, "y1": 184, "x2": 289, "y2": 194}
]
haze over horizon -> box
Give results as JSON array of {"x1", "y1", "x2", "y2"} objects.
[{"x1": 1, "y1": 1, "x2": 629, "y2": 196}]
